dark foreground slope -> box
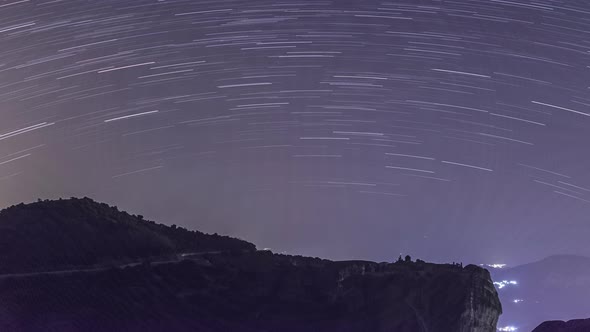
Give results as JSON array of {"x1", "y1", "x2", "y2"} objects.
[
  {"x1": 0, "y1": 198, "x2": 255, "y2": 274},
  {"x1": 0, "y1": 254, "x2": 502, "y2": 332},
  {"x1": 533, "y1": 319, "x2": 590, "y2": 332},
  {"x1": 0, "y1": 198, "x2": 501, "y2": 332}
]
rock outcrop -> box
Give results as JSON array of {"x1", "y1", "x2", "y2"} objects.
[
  {"x1": 0, "y1": 198, "x2": 502, "y2": 332},
  {"x1": 533, "y1": 318, "x2": 590, "y2": 332}
]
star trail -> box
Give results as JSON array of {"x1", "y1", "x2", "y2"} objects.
[{"x1": 0, "y1": 0, "x2": 589, "y2": 265}]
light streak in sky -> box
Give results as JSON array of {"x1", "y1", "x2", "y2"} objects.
[
  {"x1": 531, "y1": 101, "x2": 590, "y2": 117},
  {"x1": 97, "y1": 62, "x2": 155, "y2": 73},
  {"x1": 441, "y1": 160, "x2": 493, "y2": 172},
  {"x1": 0, "y1": 123, "x2": 54, "y2": 141},
  {"x1": 104, "y1": 110, "x2": 159, "y2": 123}
]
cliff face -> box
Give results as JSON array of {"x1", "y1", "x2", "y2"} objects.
[
  {"x1": 0, "y1": 198, "x2": 502, "y2": 332},
  {"x1": 458, "y1": 265, "x2": 503, "y2": 332},
  {"x1": 533, "y1": 319, "x2": 590, "y2": 332},
  {"x1": 328, "y1": 260, "x2": 501, "y2": 332}
]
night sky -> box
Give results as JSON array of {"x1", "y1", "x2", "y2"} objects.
[{"x1": 1, "y1": 0, "x2": 589, "y2": 266}]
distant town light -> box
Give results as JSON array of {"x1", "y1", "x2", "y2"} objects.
[
  {"x1": 494, "y1": 280, "x2": 518, "y2": 289},
  {"x1": 498, "y1": 326, "x2": 518, "y2": 331},
  {"x1": 487, "y1": 263, "x2": 507, "y2": 269}
]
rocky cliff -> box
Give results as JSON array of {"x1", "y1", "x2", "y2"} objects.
[{"x1": 0, "y1": 198, "x2": 502, "y2": 332}]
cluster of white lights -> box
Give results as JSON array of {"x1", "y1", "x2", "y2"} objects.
[
  {"x1": 513, "y1": 299, "x2": 523, "y2": 303},
  {"x1": 498, "y1": 326, "x2": 518, "y2": 331},
  {"x1": 487, "y1": 264, "x2": 507, "y2": 269},
  {"x1": 494, "y1": 280, "x2": 518, "y2": 289}
]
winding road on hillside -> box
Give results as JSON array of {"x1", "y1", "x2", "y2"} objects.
[{"x1": 0, "y1": 250, "x2": 228, "y2": 279}]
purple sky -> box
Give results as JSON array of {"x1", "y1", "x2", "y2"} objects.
[{"x1": 1, "y1": 0, "x2": 589, "y2": 266}]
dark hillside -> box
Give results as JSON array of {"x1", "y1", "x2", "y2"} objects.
[
  {"x1": 0, "y1": 198, "x2": 255, "y2": 274},
  {"x1": 533, "y1": 318, "x2": 590, "y2": 332}
]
